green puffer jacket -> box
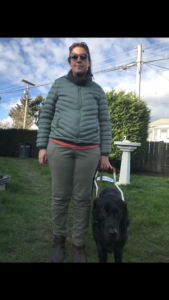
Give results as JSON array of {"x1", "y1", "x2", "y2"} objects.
[{"x1": 36, "y1": 75, "x2": 111, "y2": 155}]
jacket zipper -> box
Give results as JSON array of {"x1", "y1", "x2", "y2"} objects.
[{"x1": 77, "y1": 86, "x2": 82, "y2": 142}]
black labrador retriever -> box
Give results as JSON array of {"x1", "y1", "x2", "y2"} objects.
[{"x1": 92, "y1": 187, "x2": 129, "y2": 263}]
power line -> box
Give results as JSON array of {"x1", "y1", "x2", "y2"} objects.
[
  {"x1": 0, "y1": 92, "x2": 25, "y2": 98},
  {"x1": 94, "y1": 47, "x2": 169, "y2": 70},
  {"x1": 144, "y1": 49, "x2": 169, "y2": 59},
  {"x1": 148, "y1": 63, "x2": 169, "y2": 70},
  {"x1": 94, "y1": 57, "x2": 169, "y2": 75},
  {"x1": 0, "y1": 59, "x2": 168, "y2": 96},
  {"x1": 0, "y1": 84, "x2": 25, "y2": 93},
  {"x1": 144, "y1": 50, "x2": 168, "y2": 59},
  {"x1": 92, "y1": 48, "x2": 137, "y2": 65},
  {"x1": 0, "y1": 82, "x2": 53, "y2": 95},
  {"x1": 148, "y1": 64, "x2": 169, "y2": 81},
  {"x1": 0, "y1": 98, "x2": 21, "y2": 103},
  {"x1": 93, "y1": 54, "x2": 139, "y2": 70},
  {"x1": 1, "y1": 57, "x2": 169, "y2": 97},
  {"x1": 142, "y1": 49, "x2": 169, "y2": 61},
  {"x1": 143, "y1": 45, "x2": 169, "y2": 59},
  {"x1": 143, "y1": 57, "x2": 169, "y2": 63},
  {"x1": 93, "y1": 62, "x2": 136, "y2": 75},
  {"x1": 0, "y1": 87, "x2": 49, "y2": 99},
  {"x1": 0, "y1": 81, "x2": 23, "y2": 90},
  {"x1": 86, "y1": 41, "x2": 169, "y2": 68},
  {"x1": 1, "y1": 90, "x2": 37, "y2": 97},
  {"x1": 146, "y1": 63, "x2": 169, "y2": 81},
  {"x1": 0, "y1": 91, "x2": 25, "y2": 97},
  {"x1": 93, "y1": 48, "x2": 169, "y2": 71},
  {"x1": 92, "y1": 39, "x2": 169, "y2": 67},
  {"x1": 143, "y1": 39, "x2": 169, "y2": 50},
  {"x1": 147, "y1": 63, "x2": 169, "y2": 80},
  {"x1": 144, "y1": 44, "x2": 169, "y2": 53}
]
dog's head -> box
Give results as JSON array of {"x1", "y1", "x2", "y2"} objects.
[{"x1": 92, "y1": 193, "x2": 129, "y2": 241}]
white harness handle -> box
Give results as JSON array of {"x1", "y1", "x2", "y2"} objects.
[{"x1": 94, "y1": 170, "x2": 124, "y2": 201}]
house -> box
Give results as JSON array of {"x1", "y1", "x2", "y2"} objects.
[
  {"x1": 26, "y1": 122, "x2": 39, "y2": 130},
  {"x1": 147, "y1": 118, "x2": 169, "y2": 142}
]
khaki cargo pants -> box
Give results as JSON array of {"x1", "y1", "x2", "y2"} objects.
[{"x1": 47, "y1": 139, "x2": 100, "y2": 246}]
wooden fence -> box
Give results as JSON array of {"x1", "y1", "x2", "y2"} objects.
[{"x1": 136, "y1": 141, "x2": 169, "y2": 174}]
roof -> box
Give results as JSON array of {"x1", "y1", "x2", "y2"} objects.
[
  {"x1": 26, "y1": 122, "x2": 39, "y2": 129},
  {"x1": 149, "y1": 118, "x2": 169, "y2": 126},
  {"x1": 154, "y1": 125, "x2": 169, "y2": 129}
]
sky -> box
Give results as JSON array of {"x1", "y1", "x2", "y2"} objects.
[{"x1": 0, "y1": 37, "x2": 169, "y2": 127}]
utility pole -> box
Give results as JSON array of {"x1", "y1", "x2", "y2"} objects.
[
  {"x1": 21, "y1": 79, "x2": 35, "y2": 129},
  {"x1": 23, "y1": 84, "x2": 29, "y2": 129},
  {"x1": 136, "y1": 44, "x2": 142, "y2": 101}
]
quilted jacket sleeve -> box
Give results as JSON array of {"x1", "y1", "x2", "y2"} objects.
[
  {"x1": 98, "y1": 88, "x2": 112, "y2": 156},
  {"x1": 36, "y1": 81, "x2": 58, "y2": 149}
]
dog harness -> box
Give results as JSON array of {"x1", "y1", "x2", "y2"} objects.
[{"x1": 93, "y1": 167, "x2": 124, "y2": 201}]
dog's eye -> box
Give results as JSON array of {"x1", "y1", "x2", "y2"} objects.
[
  {"x1": 114, "y1": 209, "x2": 120, "y2": 216},
  {"x1": 102, "y1": 211, "x2": 106, "y2": 216}
]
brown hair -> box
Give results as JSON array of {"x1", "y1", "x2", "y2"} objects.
[{"x1": 68, "y1": 42, "x2": 93, "y2": 77}]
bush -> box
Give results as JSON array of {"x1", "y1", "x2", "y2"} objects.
[
  {"x1": 0, "y1": 129, "x2": 38, "y2": 158},
  {"x1": 105, "y1": 89, "x2": 151, "y2": 169}
]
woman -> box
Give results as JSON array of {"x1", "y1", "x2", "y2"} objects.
[{"x1": 36, "y1": 42, "x2": 112, "y2": 263}]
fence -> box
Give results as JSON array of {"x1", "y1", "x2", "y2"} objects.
[{"x1": 136, "y1": 141, "x2": 169, "y2": 174}]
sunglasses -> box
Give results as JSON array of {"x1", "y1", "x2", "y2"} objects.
[{"x1": 69, "y1": 53, "x2": 88, "y2": 60}]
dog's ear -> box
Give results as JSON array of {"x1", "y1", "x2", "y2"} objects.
[
  {"x1": 92, "y1": 197, "x2": 100, "y2": 220},
  {"x1": 121, "y1": 201, "x2": 130, "y2": 228},
  {"x1": 92, "y1": 198, "x2": 99, "y2": 212}
]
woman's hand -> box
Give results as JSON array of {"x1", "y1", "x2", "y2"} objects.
[
  {"x1": 99, "y1": 156, "x2": 113, "y2": 170},
  {"x1": 38, "y1": 149, "x2": 48, "y2": 167}
]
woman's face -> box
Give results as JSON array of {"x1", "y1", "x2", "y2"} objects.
[{"x1": 69, "y1": 46, "x2": 91, "y2": 78}]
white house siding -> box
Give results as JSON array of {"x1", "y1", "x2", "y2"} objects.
[{"x1": 148, "y1": 124, "x2": 169, "y2": 143}]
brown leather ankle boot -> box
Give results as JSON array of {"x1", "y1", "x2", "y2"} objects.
[
  {"x1": 51, "y1": 235, "x2": 66, "y2": 263},
  {"x1": 73, "y1": 244, "x2": 86, "y2": 263}
]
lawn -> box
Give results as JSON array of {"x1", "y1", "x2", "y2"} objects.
[{"x1": 0, "y1": 156, "x2": 169, "y2": 262}]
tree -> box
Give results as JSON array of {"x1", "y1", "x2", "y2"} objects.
[
  {"x1": 8, "y1": 95, "x2": 34, "y2": 128},
  {"x1": 8, "y1": 94, "x2": 45, "y2": 128},
  {"x1": 105, "y1": 88, "x2": 151, "y2": 169},
  {"x1": 0, "y1": 120, "x2": 11, "y2": 129},
  {"x1": 28, "y1": 95, "x2": 45, "y2": 124}
]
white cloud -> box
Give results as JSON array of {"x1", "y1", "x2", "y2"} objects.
[
  {"x1": 103, "y1": 87, "x2": 112, "y2": 92},
  {"x1": 0, "y1": 38, "x2": 169, "y2": 123},
  {"x1": 1, "y1": 97, "x2": 21, "y2": 110},
  {"x1": 114, "y1": 71, "x2": 169, "y2": 122},
  {"x1": 0, "y1": 116, "x2": 13, "y2": 127}
]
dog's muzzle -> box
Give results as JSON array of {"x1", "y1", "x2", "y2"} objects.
[
  {"x1": 95, "y1": 217, "x2": 118, "y2": 237},
  {"x1": 108, "y1": 228, "x2": 117, "y2": 237}
]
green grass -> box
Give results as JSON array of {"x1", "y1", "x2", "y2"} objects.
[{"x1": 0, "y1": 157, "x2": 169, "y2": 262}]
